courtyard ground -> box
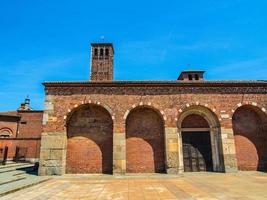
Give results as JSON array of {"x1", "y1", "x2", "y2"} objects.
[{"x1": 1, "y1": 172, "x2": 267, "y2": 200}]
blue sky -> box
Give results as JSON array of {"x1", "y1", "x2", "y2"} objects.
[{"x1": 0, "y1": 0, "x2": 267, "y2": 111}]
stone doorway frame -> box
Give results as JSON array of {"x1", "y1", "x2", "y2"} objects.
[{"x1": 177, "y1": 106, "x2": 224, "y2": 173}]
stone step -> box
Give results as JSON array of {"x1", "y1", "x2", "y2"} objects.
[
  {"x1": 0, "y1": 163, "x2": 29, "y2": 169},
  {"x1": 0, "y1": 175, "x2": 26, "y2": 186},
  {"x1": 0, "y1": 167, "x2": 36, "y2": 187},
  {"x1": 0, "y1": 175, "x2": 50, "y2": 197},
  {"x1": 0, "y1": 164, "x2": 35, "y2": 174},
  {"x1": 0, "y1": 170, "x2": 26, "y2": 181},
  {"x1": 0, "y1": 170, "x2": 26, "y2": 177}
]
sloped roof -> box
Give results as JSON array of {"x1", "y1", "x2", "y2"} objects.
[{"x1": 0, "y1": 110, "x2": 18, "y2": 117}]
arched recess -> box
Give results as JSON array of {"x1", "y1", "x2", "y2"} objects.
[
  {"x1": 0, "y1": 128, "x2": 13, "y2": 138},
  {"x1": 177, "y1": 105, "x2": 224, "y2": 172},
  {"x1": 126, "y1": 106, "x2": 166, "y2": 173},
  {"x1": 232, "y1": 105, "x2": 267, "y2": 171},
  {"x1": 66, "y1": 104, "x2": 113, "y2": 174}
]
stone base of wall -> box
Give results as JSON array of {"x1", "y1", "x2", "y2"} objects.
[
  {"x1": 38, "y1": 132, "x2": 66, "y2": 176},
  {"x1": 166, "y1": 167, "x2": 178, "y2": 174},
  {"x1": 221, "y1": 128, "x2": 238, "y2": 173},
  {"x1": 223, "y1": 154, "x2": 238, "y2": 172},
  {"x1": 165, "y1": 127, "x2": 179, "y2": 174},
  {"x1": 113, "y1": 133, "x2": 126, "y2": 175}
]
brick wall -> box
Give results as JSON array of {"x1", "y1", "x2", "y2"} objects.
[
  {"x1": 40, "y1": 83, "x2": 267, "y2": 174},
  {"x1": 66, "y1": 104, "x2": 113, "y2": 174},
  {"x1": 0, "y1": 139, "x2": 40, "y2": 160},
  {"x1": 42, "y1": 84, "x2": 267, "y2": 133},
  {"x1": 181, "y1": 114, "x2": 209, "y2": 128},
  {"x1": 233, "y1": 105, "x2": 267, "y2": 171},
  {"x1": 17, "y1": 111, "x2": 43, "y2": 138},
  {"x1": 0, "y1": 121, "x2": 18, "y2": 137},
  {"x1": 126, "y1": 107, "x2": 165, "y2": 173},
  {"x1": 0, "y1": 111, "x2": 43, "y2": 162}
]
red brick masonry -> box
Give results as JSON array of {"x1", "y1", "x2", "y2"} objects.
[
  {"x1": 0, "y1": 110, "x2": 43, "y2": 162},
  {"x1": 41, "y1": 80, "x2": 267, "y2": 173}
]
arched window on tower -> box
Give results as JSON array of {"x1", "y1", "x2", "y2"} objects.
[
  {"x1": 105, "y1": 48, "x2": 109, "y2": 56},
  {"x1": 100, "y1": 48, "x2": 104, "y2": 56},
  {"x1": 188, "y1": 74, "x2": 193, "y2": 80},
  {"x1": 94, "y1": 48, "x2": 98, "y2": 56}
]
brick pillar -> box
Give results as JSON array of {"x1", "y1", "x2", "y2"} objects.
[
  {"x1": 38, "y1": 132, "x2": 67, "y2": 176},
  {"x1": 113, "y1": 122, "x2": 126, "y2": 175},
  {"x1": 165, "y1": 127, "x2": 179, "y2": 174},
  {"x1": 220, "y1": 127, "x2": 238, "y2": 172}
]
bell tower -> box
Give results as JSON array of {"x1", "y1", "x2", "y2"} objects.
[{"x1": 90, "y1": 43, "x2": 114, "y2": 81}]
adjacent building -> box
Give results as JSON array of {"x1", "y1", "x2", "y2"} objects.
[{"x1": 0, "y1": 98, "x2": 43, "y2": 163}]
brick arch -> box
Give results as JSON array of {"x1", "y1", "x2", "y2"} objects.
[
  {"x1": 177, "y1": 105, "x2": 224, "y2": 172},
  {"x1": 177, "y1": 105, "x2": 220, "y2": 129},
  {"x1": 65, "y1": 101, "x2": 114, "y2": 125},
  {"x1": 230, "y1": 102, "x2": 266, "y2": 118},
  {"x1": 123, "y1": 103, "x2": 167, "y2": 122},
  {"x1": 232, "y1": 104, "x2": 267, "y2": 171},
  {"x1": 66, "y1": 104, "x2": 113, "y2": 174},
  {"x1": 0, "y1": 127, "x2": 13, "y2": 137},
  {"x1": 181, "y1": 114, "x2": 210, "y2": 128},
  {"x1": 125, "y1": 105, "x2": 166, "y2": 173},
  {"x1": 177, "y1": 103, "x2": 218, "y2": 124}
]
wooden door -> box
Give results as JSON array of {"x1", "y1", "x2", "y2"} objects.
[{"x1": 182, "y1": 131, "x2": 213, "y2": 172}]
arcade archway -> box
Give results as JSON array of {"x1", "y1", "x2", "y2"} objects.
[
  {"x1": 66, "y1": 104, "x2": 113, "y2": 174},
  {"x1": 126, "y1": 106, "x2": 165, "y2": 173},
  {"x1": 233, "y1": 105, "x2": 267, "y2": 171}
]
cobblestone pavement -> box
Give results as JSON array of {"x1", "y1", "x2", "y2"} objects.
[{"x1": 1, "y1": 172, "x2": 267, "y2": 200}]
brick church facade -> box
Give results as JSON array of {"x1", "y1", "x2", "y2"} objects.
[
  {"x1": 39, "y1": 43, "x2": 267, "y2": 175},
  {"x1": 0, "y1": 98, "x2": 43, "y2": 163}
]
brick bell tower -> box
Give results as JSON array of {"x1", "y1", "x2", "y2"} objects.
[{"x1": 90, "y1": 43, "x2": 114, "y2": 81}]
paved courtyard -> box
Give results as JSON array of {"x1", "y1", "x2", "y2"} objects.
[{"x1": 1, "y1": 172, "x2": 267, "y2": 200}]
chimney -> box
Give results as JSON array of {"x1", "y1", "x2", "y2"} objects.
[{"x1": 178, "y1": 70, "x2": 205, "y2": 81}]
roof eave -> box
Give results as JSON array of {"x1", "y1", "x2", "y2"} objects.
[{"x1": 42, "y1": 80, "x2": 267, "y2": 87}]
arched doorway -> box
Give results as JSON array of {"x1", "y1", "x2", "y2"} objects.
[
  {"x1": 66, "y1": 104, "x2": 113, "y2": 174},
  {"x1": 233, "y1": 105, "x2": 267, "y2": 171},
  {"x1": 126, "y1": 106, "x2": 165, "y2": 173},
  {"x1": 181, "y1": 114, "x2": 213, "y2": 172},
  {"x1": 177, "y1": 106, "x2": 223, "y2": 172}
]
